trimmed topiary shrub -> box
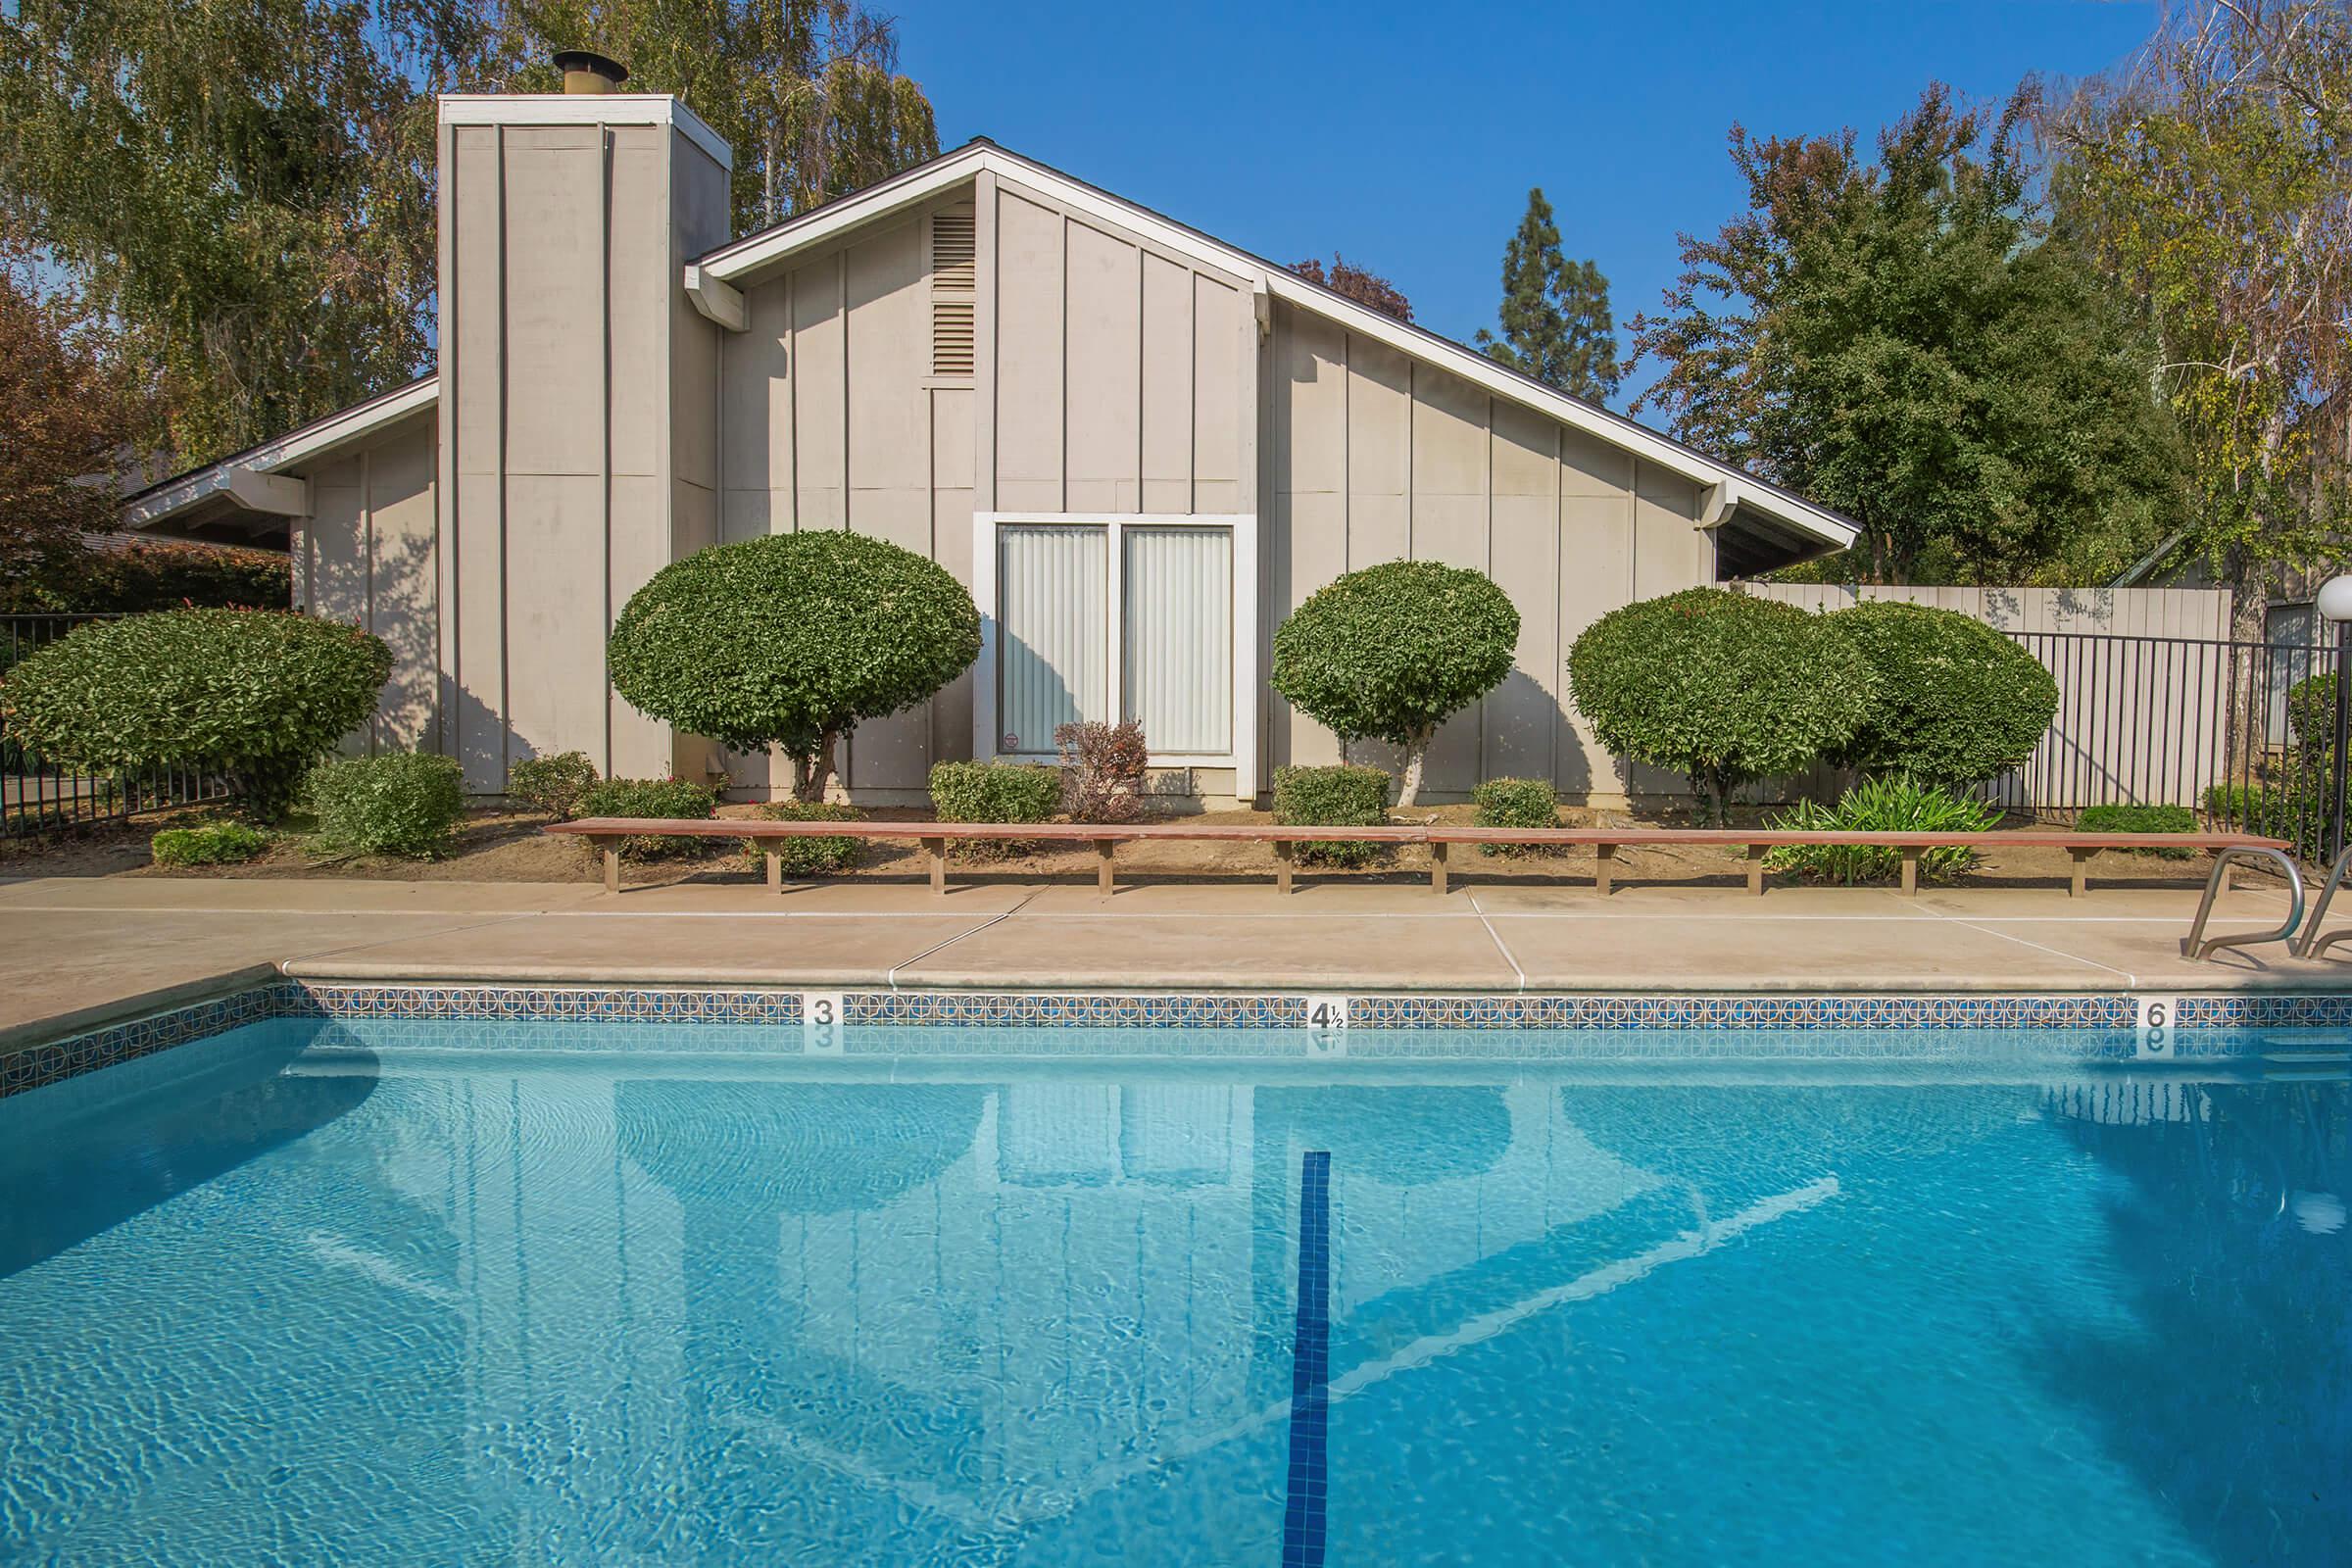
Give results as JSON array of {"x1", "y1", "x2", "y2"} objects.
[
  {"x1": 0, "y1": 609, "x2": 391, "y2": 822},
  {"x1": 1472, "y1": 776, "x2": 1562, "y2": 857},
  {"x1": 1055, "y1": 719, "x2": 1149, "y2": 824},
  {"x1": 608, "y1": 532, "x2": 980, "y2": 803},
  {"x1": 577, "y1": 776, "x2": 717, "y2": 858},
  {"x1": 929, "y1": 760, "x2": 1059, "y2": 854},
  {"x1": 2078, "y1": 803, "x2": 2198, "y2": 858},
  {"x1": 1828, "y1": 601, "x2": 2058, "y2": 788},
  {"x1": 508, "y1": 751, "x2": 599, "y2": 820},
  {"x1": 1273, "y1": 762, "x2": 1392, "y2": 867},
  {"x1": 151, "y1": 820, "x2": 270, "y2": 867},
  {"x1": 1567, "y1": 588, "x2": 1874, "y2": 823},
  {"x1": 307, "y1": 753, "x2": 466, "y2": 858},
  {"x1": 1271, "y1": 560, "x2": 1519, "y2": 806},
  {"x1": 1763, "y1": 777, "x2": 2001, "y2": 885},
  {"x1": 752, "y1": 800, "x2": 863, "y2": 876}
]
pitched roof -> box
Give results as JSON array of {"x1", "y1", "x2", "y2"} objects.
[{"x1": 692, "y1": 139, "x2": 1860, "y2": 557}]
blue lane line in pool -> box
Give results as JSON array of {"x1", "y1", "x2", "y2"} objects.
[{"x1": 1282, "y1": 1150, "x2": 1332, "y2": 1568}]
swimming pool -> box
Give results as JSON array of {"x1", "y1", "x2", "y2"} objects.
[{"x1": 2, "y1": 1017, "x2": 2344, "y2": 1564}]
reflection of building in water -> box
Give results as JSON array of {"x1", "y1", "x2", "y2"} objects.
[{"x1": 406, "y1": 1070, "x2": 1663, "y2": 1541}]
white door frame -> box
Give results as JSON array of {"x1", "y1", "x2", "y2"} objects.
[{"x1": 971, "y1": 511, "x2": 1259, "y2": 795}]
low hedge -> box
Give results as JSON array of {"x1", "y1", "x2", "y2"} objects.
[
  {"x1": 2206, "y1": 782, "x2": 2334, "y2": 861},
  {"x1": 307, "y1": 753, "x2": 466, "y2": 858},
  {"x1": 1273, "y1": 763, "x2": 1391, "y2": 867},
  {"x1": 151, "y1": 821, "x2": 270, "y2": 867},
  {"x1": 509, "y1": 751, "x2": 599, "y2": 820},
  {"x1": 930, "y1": 760, "x2": 1059, "y2": 855},
  {"x1": 576, "y1": 776, "x2": 716, "y2": 858},
  {"x1": 752, "y1": 800, "x2": 863, "y2": 876},
  {"x1": 2078, "y1": 804, "x2": 2197, "y2": 858},
  {"x1": 1472, "y1": 777, "x2": 1561, "y2": 858}
]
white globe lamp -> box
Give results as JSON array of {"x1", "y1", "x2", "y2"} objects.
[{"x1": 2318, "y1": 573, "x2": 2352, "y2": 623}]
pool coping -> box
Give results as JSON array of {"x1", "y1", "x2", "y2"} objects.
[{"x1": 8, "y1": 976, "x2": 2352, "y2": 1100}]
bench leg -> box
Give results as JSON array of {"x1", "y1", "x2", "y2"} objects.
[
  {"x1": 1430, "y1": 839, "x2": 1448, "y2": 896},
  {"x1": 923, "y1": 836, "x2": 947, "y2": 896},
  {"x1": 1275, "y1": 840, "x2": 1295, "y2": 896},
  {"x1": 2070, "y1": 847, "x2": 2091, "y2": 899},
  {"x1": 1900, "y1": 848, "x2": 1920, "y2": 897},
  {"x1": 601, "y1": 840, "x2": 621, "y2": 895},
  {"x1": 765, "y1": 850, "x2": 782, "y2": 894},
  {"x1": 1096, "y1": 839, "x2": 1116, "y2": 896},
  {"x1": 1594, "y1": 842, "x2": 1614, "y2": 898},
  {"x1": 1746, "y1": 843, "x2": 1767, "y2": 896}
]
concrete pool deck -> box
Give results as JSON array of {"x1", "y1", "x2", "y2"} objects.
[{"x1": 2, "y1": 871, "x2": 2345, "y2": 1048}]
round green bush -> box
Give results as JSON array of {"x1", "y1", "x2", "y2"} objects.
[
  {"x1": 1828, "y1": 602, "x2": 2057, "y2": 787},
  {"x1": 1270, "y1": 561, "x2": 1518, "y2": 806},
  {"x1": 1, "y1": 609, "x2": 391, "y2": 822},
  {"x1": 1272, "y1": 762, "x2": 1392, "y2": 867},
  {"x1": 608, "y1": 532, "x2": 981, "y2": 802},
  {"x1": 307, "y1": 753, "x2": 466, "y2": 858},
  {"x1": 1567, "y1": 588, "x2": 1874, "y2": 821},
  {"x1": 576, "y1": 776, "x2": 717, "y2": 858},
  {"x1": 754, "y1": 800, "x2": 863, "y2": 876},
  {"x1": 508, "y1": 751, "x2": 600, "y2": 820},
  {"x1": 1472, "y1": 776, "x2": 1562, "y2": 858}
]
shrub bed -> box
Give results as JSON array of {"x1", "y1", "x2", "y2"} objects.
[
  {"x1": 576, "y1": 776, "x2": 717, "y2": 858},
  {"x1": 1272, "y1": 763, "x2": 1391, "y2": 867},
  {"x1": 1828, "y1": 601, "x2": 2058, "y2": 788},
  {"x1": 0, "y1": 609, "x2": 391, "y2": 823},
  {"x1": 2207, "y1": 782, "x2": 2328, "y2": 861},
  {"x1": 1472, "y1": 776, "x2": 1561, "y2": 857},
  {"x1": 752, "y1": 800, "x2": 863, "y2": 876},
  {"x1": 1055, "y1": 720, "x2": 1149, "y2": 824},
  {"x1": 929, "y1": 760, "x2": 1060, "y2": 855},
  {"x1": 2078, "y1": 803, "x2": 2197, "y2": 858},
  {"x1": 307, "y1": 753, "x2": 466, "y2": 858},
  {"x1": 1763, "y1": 777, "x2": 1999, "y2": 885},
  {"x1": 509, "y1": 751, "x2": 599, "y2": 820},
  {"x1": 151, "y1": 820, "x2": 270, "y2": 867}
]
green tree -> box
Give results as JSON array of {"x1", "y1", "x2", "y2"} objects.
[
  {"x1": 608, "y1": 532, "x2": 980, "y2": 803},
  {"x1": 1474, "y1": 188, "x2": 1619, "y2": 403},
  {"x1": 1628, "y1": 85, "x2": 2185, "y2": 585},
  {"x1": 0, "y1": 0, "x2": 936, "y2": 472},
  {"x1": 2039, "y1": 0, "x2": 2352, "y2": 644},
  {"x1": 1269, "y1": 560, "x2": 1519, "y2": 808}
]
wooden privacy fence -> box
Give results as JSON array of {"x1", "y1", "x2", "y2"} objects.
[{"x1": 1735, "y1": 582, "x2": 2331, "y2": 821}]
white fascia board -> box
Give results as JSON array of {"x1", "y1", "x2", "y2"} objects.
[
  {"x1": 695, "y1": 142, "x2": 1859, "y2": 551},
  {"x1": 437, "y1": 94, "x2": 733, "y2": 172},
  {"x1": 121, "y1": 376, "x2": 438, "y2": 529}
]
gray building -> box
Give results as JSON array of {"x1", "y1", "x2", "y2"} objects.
[{"x1": 122, "y1": 80, "x2": 1857, "y2": 807}]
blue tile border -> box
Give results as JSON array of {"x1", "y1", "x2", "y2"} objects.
[
  {"x1": 12, "y1": 980, "x2": 2352, "y2": 1100},
  {"x1": 1282, "y1": 1150, "x2": 1332, "y2": 1568}
]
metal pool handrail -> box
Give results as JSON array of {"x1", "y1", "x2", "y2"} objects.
[
  {"x1": 2180, "y1": 847, "x2": 2307, "y2": 961},
  {"x1": 2293, "y1": 845, "x2": 2352, "y2": 959}
]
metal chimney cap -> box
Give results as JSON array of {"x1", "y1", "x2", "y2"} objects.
[{"x1": 553, "y1": 50, "x2": 629, "y2": 92}]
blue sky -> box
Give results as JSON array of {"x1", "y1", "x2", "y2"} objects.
[{"x1": 889, "y1": 0, "x2": 2157, "y2": 410}]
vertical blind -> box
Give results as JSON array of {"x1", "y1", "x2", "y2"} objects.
[
  {"x1": 997, "y1": 524, "x2": 1106, "y2": 752},
  {"x1": 1122, "y1": 526, "x2": 1232, "y2": 753}
]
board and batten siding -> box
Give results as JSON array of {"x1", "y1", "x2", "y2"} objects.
[
  {"x1": 292, "y1": 417, "x2": 440, "y2": 755},
  {"x1": 1266, "y1": 301, "x2": 1715, "y2": 804},
  {"x1": 435, "y1": 116, "x2": 731, "y2": 793},
  {"x1": 715, "y1": 172, "x2": 1255, "y2": 801}
]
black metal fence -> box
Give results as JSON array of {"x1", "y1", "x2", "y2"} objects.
[
  {"x1": 1, "y1": 614, "x2": 231, "y2": 841},
  {"x1": 1989, "y1": 628, "x2": 2347, "y2": 861}
]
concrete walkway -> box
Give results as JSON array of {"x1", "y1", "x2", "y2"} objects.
[{"x1": 2, "y1": 871, "x2": 2343, "y2": 1047}]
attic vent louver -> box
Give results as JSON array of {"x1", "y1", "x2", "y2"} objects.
[{"x1": 930, "y1": 206, "x2": 976, "y2": 377}]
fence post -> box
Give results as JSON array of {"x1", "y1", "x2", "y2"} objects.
[{"x1": 2333, "y1": 620, "x2": 2351, "y2": 864}]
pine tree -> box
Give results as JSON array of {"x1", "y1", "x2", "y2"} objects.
[{"x1": 1474, "y1": 188, "x2": 1620, "y2": 403}]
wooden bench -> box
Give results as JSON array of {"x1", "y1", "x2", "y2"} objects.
[{"x1": 547, "y1": 817, "x2": 2287, "y2": 899}]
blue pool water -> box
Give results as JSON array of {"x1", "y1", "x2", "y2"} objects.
[{"x1": 1, "y1": 1021, "x2": 2346, "y2": 1565}]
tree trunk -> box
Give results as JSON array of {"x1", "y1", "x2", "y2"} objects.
[
  {"x1": 792, "y1": 728, "x2": 841, "y2": 804},
  {"x1": 1396, "y1": 730, "x2": 1432, "y2": 808}
]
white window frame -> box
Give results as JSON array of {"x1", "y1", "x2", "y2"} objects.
[{"x1": 972, "y1": 512, "x2": 1259, "y2": 793}]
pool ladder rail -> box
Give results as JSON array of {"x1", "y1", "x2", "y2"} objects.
[{"x1": 2180, "y1": 847, "x2": 2307, "y2": 961}]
